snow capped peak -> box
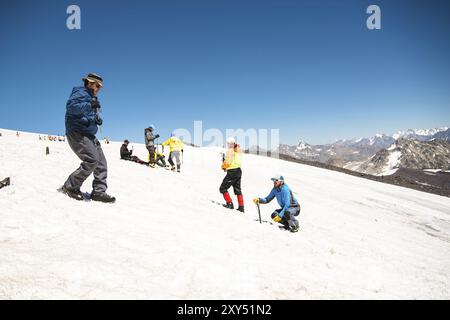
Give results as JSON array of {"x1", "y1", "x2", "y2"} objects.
[
  {"x1": 296, "y1": 140, "x2": 310, "y2": 150},
  {"x1": 393, "y1": 127, "x2": 449, "y2": 140}
]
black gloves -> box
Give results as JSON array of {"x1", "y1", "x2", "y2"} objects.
[
  {"x1": 95, "y1": 114, "x2": 103, "y2": 126},
  {"x1": 91, "y1": 98, "x2": 101, "y2": 110},
  {"x1": 155, "y1": 134, "x2": 160, "y2": 139}
]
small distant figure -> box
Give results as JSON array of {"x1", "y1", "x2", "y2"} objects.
[
  {"x1": 161, "y1": 133, "x2": 184, "y2": 172},
  {"x1": 144, "y1": 125, "x2": 160, "y2": 168},
  {"x1": 16, "y1": 131, "x2": 20, "y2": 137},
  {"x1": 104, "y1": 137, "x2": 110, "y2": 144},
  {"x1": 39, "y1": 135, "x2": 42, "y2": 140},
  {"x1": 0, "y1": 177, "x2": 10, "y2": 189},
  {"x1": 120, "y1": 139, "x2": 148, "y2": 165},
  {"x1": 46, "y1": 146, "x2": 50, "y2": 155}
]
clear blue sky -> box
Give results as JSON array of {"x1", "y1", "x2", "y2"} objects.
[{"x1": 1, "y1": 0, "x2": 449, "y2": 145}]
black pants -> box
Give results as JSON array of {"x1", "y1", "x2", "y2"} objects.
[
  {"x1": 272, "y1": 205, "x2": 301, "y2": 228},
  {"x1": 122, "y1": 156, "x2": 148, "y2": 165},
  {"x1": 156, "y1": 155, "x2": 167, "y2": 167},
  {"x1": 146, "y1": 146, "x2": 156, "y2": 164},
  {"x1": 219, "y1": 168, "x2": 242, "y2": 195}
]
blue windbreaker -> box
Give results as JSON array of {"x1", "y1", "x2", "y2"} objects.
[
  {"x1": 65, "y1": 86, "x2": 99, "y2": 136},
  {"x1": 260, "y1": 183, "x2": 299, "y2": 217}
]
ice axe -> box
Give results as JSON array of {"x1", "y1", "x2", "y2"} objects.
[{"x1": 256, "y1": 202, "x2": 262, "y2": 224}]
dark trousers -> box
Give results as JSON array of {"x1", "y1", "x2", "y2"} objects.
[
  {"x1": 122, "y1": 156, "x2": 148, "y2": 165},
  {"x1": 147, "y1": 146, "x2": 156, "y2": 164},
  {"x1": 272, "y1": 205, "x2": 301, "y2": 228},
  {"x1": 219, "y1": 168, "x2": 242, "y2": 195},
  {"x1": 156, "y1": 155, "x2": 167, "y2": 167},
  {"x1": 64, "y1": 132, "x2": 108, "y2": 193}
]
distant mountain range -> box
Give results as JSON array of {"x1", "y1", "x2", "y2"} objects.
[
  {"x1": 245, "y1": 126, "x2": 450, "y2": 197},
  {"x1": 347, "y1": 138, "x2": 450, "y2": 176},
  {"x1": 277, "y1": 127, "x2": 450, "y2": 171}
]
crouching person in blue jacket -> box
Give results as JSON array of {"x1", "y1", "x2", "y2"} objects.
[
  {"x1": 253, "y1": 175, "x2": 300, "y2": 232},
  {"x1": 62, "y1": 73, "x2": 115, "y2": 203}
]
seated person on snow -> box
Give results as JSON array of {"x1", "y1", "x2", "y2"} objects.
[
  {"x1": 148, "y1": 150, "x2": 168, "y2": 168},
  {"x1": 120, "y1": 140, "x2": 148, "y2": 165},
  {"x1": 253, "y1": 174, "x2": 300, "y2": 233}
]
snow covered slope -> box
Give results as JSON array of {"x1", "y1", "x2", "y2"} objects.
[{"x1": 1, "y1": 129, "x2": 450, "y2": 299}]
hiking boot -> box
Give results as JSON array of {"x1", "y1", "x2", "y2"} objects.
[
  {"x1": 62, "y1": 185, "x2": 84, "y2": 201},
  {"x1": 237, "y1": 206, "x2": 245, "y2": 213},
  {"x1": 91, "y1": 192, "x2": 116, "y2": 203},
  {"x1": 290, "y1": 225, "x2": 299, "y2": 233},
  {"x1": 171, "y1": 166, "x2": 176, "y2": 171},
  {"x1": 223, "y1": 202, "x2": 234, "y2": 209}
]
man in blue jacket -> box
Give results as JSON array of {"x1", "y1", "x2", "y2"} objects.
[
  {"x1": 253, "y1": 174, "x2": 300, "y2": 232},
  {"x1": 62, "y1": 73, "x2": 115, "y2": 203}
]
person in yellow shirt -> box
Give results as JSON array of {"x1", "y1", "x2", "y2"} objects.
[
  {"x1": 220, "y1": 137, "x2": 244, "y2": 212},
  {"x1": 162, "y1": 133, "x2": 184, "y2": 172}
]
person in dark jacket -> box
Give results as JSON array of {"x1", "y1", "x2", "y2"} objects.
[
  {"x1": 120, "y1": 140, "x2": 148, "y2": 165},
  {"x1": 144, "y1": 125, "x2": 160, "y2": 168},
  {"x1": 253, "y1": 174, "x2": 300, "y2": 232},
  {"x1": 62, "y1": 73, "x2": 115, "y2": 203}
]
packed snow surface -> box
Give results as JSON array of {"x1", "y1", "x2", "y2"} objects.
[{"x1": 1, "y1": 129, "x2": 449, "y2": 299}]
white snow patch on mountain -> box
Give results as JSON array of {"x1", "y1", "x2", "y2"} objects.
[
  {"x1": 379, "y1": 151, "x2": 402, "y2": 176},
  {"x1": 387, "y1": 143, "x2": 397, "y2": 151}
]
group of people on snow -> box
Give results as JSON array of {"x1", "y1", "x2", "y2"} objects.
[
  {"x1": 39, "y1": 135, "x2": 66, "y2": 142},
  {"x1": 120, "y1": 128, "x2": 184, "y2": 173},
  {"x1": 60, "y1": 73, "x2": 301, "y2": 232}
]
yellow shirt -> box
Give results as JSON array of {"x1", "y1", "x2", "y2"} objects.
[
  {"x1": 222, "y1": 144, "x2": 242, "y2": 170},
  {"x1": 162, "y1": 137, "x2": 184, "y2": 152}
]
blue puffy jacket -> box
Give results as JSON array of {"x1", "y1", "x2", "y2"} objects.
[
  {"x1": 65, "y1": 86, "x2": 99, "y2": 136},
  {"x1": 259, "y1": 183, "x2": 299, "y2": 217}
]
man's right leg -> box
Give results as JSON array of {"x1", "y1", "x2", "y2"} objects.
[
  {"x1": 64, "y1": 132, "x2": 99, "y2": 193},
  {"x1": 172, "y1": 151, "x2": 181, "y2": 171},
  {"x1": 147, "y1": 146, "x2": 156, "y2": 166},
  {"x1": 219, "y1": 171, "x2": 234, "y2": 209},
  {"x1": 168, "y1": 152, "x2": 176, "y2": 170},
  {"x1": 285, "y1": 207, "x2": 300, "y2": 232}
]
